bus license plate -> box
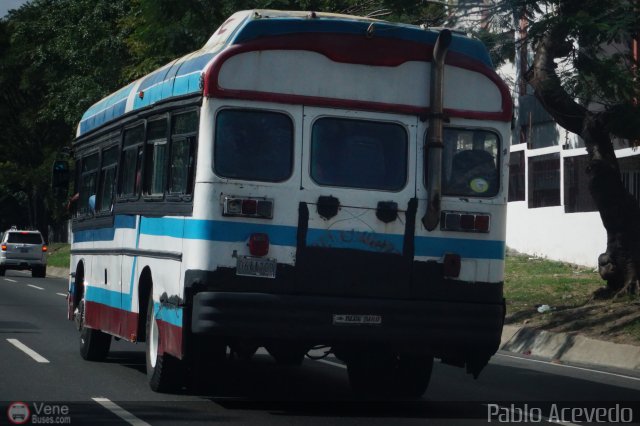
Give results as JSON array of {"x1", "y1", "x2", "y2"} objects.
[
  {"x1": 236, "y1": 256, "x2": 277, "y2": 279},
  {"x1": 333, "y1": 314, "x2": 382, "y2": 325}
]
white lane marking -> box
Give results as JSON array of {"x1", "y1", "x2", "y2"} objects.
[
  {"x1": 315, "y1": 358, "x2": 346, "y2": 369},
  {"x1": 4, "y1": 278, "x2": 17, "y2": 282},
  {"x1": 6, "y1": 338, "x2": 50, "y2": 363},
  {"x1": 92, "y1": 398, "x2": 151, "y2": 426},
  {"x1": 27, "y1": 284, "x2": 44, "y2": 290},
  {"x1": 496, "y1": 353, "x2": 640, "y2": 382},
  {"x1": 483, "y1": 403, "x2": 581, "y2": 426},
  {"x1": 56, "y1": 293, "x2": 67, "y2": 297}
]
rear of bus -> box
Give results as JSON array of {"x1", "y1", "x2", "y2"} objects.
[{"x1": 183, "y1": 11, "x2": 511, "y2": 395}]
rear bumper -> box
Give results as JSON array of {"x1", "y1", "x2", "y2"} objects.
[
  {"x1": 0, "y1": 259, "x2": 46, "y2": 269},
  {"x1": 191, "y1": 291, "x2": 504, "y2": 353}
]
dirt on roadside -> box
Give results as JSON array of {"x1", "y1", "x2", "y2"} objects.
[{"x1": 505, "y1": 297, "x2": 640, "y2": 346}]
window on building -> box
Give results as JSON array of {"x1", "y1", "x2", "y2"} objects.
[
  {"x1": 119, "y1": 124, "x2": 144, "y2": 199},
  {"x1": 508, "y1": 150, "x2": 525, "y2": 201},
  {"x1": 312, "y1": 118, "x2": 407, "y2": 191},
  {"x1": 144, "y1": 118, "x2": 168, "y2": 198},
  {"x1": 96, "y1": 145, "x2": 119, "y2": 214},
  {"x1": 168, "y1": 111, "x2": 198, "y2": 198},
  {"x1": 215, "y1": 109, "x2": 293, "y2": 182},
  {"x1": 528, "y1": 153, "x2": 560, "y2": 208},
  {"x1": 564, "y1": 155, "x2": 597, "y2": 213},
  {"x1": 619, "y1": 156, "x2": 640, "y2": 207}
]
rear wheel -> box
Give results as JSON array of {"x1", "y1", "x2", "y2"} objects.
[
  {"x1": 0, "y1": 267, "x2": 5, "y2": 276},
  {"x1": 146, "y1": 295, "x2": 182, "y2": 392},
  {"x1": 347, "y1": 351, "x2": 433, "y2": 398},
  {"x1": 77, "y1": 298, "x2": 112, "y2": 361}
]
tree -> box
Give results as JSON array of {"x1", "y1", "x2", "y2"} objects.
[
  {"x1": 507, "y1": 0, "x2": 640, "y2": 296},
  {"x1": 0, "y1": 0, "x2": 132, "y2": 234}
]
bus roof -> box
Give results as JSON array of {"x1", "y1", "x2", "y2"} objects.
[{"x1": 77, "y1": 10, "x2": 498, "y2": 137}]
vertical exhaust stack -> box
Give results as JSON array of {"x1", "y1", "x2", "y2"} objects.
[{"x1": 422, "y1": 29, "x2": 452, "y2": 231}]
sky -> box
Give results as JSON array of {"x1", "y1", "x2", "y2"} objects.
[{"x1": 1, "y1": 0, "x2": 29, "y2": 18}]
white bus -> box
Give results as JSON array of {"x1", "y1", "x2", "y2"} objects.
[{"x1": 64, "y1": 10, "x2": 512, "y2": 396}]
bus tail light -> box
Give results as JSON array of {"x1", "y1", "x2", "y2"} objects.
[
  {"x1": 249, "y1": 233, "x2": 269, "y2": 257},
  {"x1": 441, "y1": 211, "x2": 490, "y2": 233},
  {"x1": 443, "y1": 253, "x2": 461, "y2": 278},
  {"x1": 223, "y1": 196, "x2": 273, "y2": 219}
]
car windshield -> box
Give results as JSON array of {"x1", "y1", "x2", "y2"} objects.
[{"x1": 6, "y1": 233, "x2": 43, "y2": 244}]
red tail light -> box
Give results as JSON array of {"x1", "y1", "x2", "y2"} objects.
[
  {"x1": 1, "y1": 245, "x2": 6, "y2": 251},
  {"x1": 42, "y1": 245, "x2": 48, "y2": 252},
  {"x1": 443, "y1": 253, "x2": 461, "y2": 278},
  {"x1": 223, "y1": 196, "x2": 273, "y2": 219},
  {"x1": 441, "y1": 211, "x2": 491, "y2": 233},
  {"x1": 248, "y1": 233, "x2": 269, "y2": 257}
]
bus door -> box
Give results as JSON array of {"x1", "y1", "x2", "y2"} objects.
[{"x1": 298, "y1": 107, "x2": 418, "y2": 298}]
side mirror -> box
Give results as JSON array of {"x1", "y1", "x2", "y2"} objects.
[{"x1": 52, "y1": 160, "x2": 70, "y2": 190}]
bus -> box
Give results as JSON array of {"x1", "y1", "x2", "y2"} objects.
[{"x1": 63, "y1": 9, "x2": 512, "y2": 396}]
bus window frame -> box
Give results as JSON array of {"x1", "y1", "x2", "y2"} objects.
[
  {"x1": 167, "y1": 108, "x2": 199, "y2": 202},
  {"x1": 117, "y1": 122, "x2": 146, "y2": 203},
  {"x1": 143, "y1": 114, "x2": 169, "y2": 201}
]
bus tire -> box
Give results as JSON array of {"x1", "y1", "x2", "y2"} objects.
[
  {"x1": 393, "y1": 353, "x2": 434, "y2": 397},
  {"x1": 78, "y1": 298, "x2": 112, "y2": 361},
  {"x1": 347, "y1": 352, "x2": 433, "y2": 398},
  {"x1": 146, "y1": 295, "x2": 182, "y2": 392}
]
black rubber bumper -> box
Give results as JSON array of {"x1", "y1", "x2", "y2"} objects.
[{"x1": 191, "y1": 292, "x2": 504, "y2": 350}]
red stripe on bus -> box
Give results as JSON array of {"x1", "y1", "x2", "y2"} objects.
[{"x1": 84, "y1": 301, "x2": 183, "y2": 359}]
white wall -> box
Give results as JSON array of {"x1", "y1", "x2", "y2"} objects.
[{"x1": 506, "y1": 202, "x2": 606, "y2": 267}]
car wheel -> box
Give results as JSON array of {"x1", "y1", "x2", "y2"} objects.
[
  {"x1": 77, "y1": 298, "x2": 112, "y2": 361},
  {"x1": 0, "y1": 267, "x2": 5, "y2": 276}
]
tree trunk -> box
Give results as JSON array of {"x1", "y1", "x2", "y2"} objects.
[{"x1": 525, "y1": 11, "x2": 640, "y2": 296}]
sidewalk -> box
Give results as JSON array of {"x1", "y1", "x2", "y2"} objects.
[{"x1": 501, "y1": 324, "x2": 640, "y2": 372}]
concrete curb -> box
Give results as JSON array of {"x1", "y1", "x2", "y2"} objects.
[
  {"x1": 501, "y1": 324, "x2": 640, "y2": 372},
  {"x1": 47, "y1": 266, "x2": 70, "y2": 280}
]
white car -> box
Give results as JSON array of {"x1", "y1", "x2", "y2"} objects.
[{"x1": 0, "y1": 228, "x2": 47, "y2": 277}]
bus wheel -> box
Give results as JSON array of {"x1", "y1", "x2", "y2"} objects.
[
  {"x1": 77, "y1": 298, "x2": 112, "y2": 361},
  {"x1": 347, "y1": 352, "x2": 433, "y2": 398},
  {"x1": 145, "y1": 296, "x2": 182, "y2": 392},
  {"x1": 393, "y1": 353, "x2": 434, "y2": 397}
]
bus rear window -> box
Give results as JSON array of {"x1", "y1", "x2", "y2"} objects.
[
  {"x1": 311, "y1": 118, "x2": 407, "y2": 191},
  {"x1": 214, "y1": 109, "x2": 293, "y2": 182},
  {"x1": 440, "y1": 128, "x2": 499, "y2": 197}
]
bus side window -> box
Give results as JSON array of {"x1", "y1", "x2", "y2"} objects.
[
  {"x1": 118, "y1": 124, "x2": 144, "y2": 200},
  {"x1": 97, "y1": 145, "x2": 119, "y2": 214},
  {"x1": 169, "y1": 111, "x2": 198, "y2": 199},
  {"x1": 79, "y1": 153, "x2": 99, "y2": 217},
  {"x1": 144, "y1": 118, "x2": 168, "y2": 198}
]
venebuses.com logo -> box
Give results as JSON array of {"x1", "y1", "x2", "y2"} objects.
[
  {"x1": 6, "y1": 401, "x2": 71, "y2": 424},
  {"x1": 7, "y1": 402, "x2": 30, "y2": 425}
]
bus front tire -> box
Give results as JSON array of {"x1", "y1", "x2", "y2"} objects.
[
  {"x1": 78, "y1": 299, "x2": 112, "y2": 361},
  {"x1": 145, "y1": 296, "x2": 182, "y2": 392}
]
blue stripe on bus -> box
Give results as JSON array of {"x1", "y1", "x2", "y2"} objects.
[
  {"x1": 232, "y1": 19, "x2": 493, "y2": 68},
  {"x1": 154, "y1": 302, "x2": 183, "y2": 328},
  {"x1": 73, "y1": 215, "x2": 136, "y2": 243},
  {"x1": 74, "y1": 216, "x2": 504, "y2": 260}
]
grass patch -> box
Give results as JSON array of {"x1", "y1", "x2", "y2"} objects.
[
  {"x1": 504, "y1": 253, "x2": 602, "y2": 315},
  {"x1": 47, "y1": 243, "x2": 70, "y2": 268}
]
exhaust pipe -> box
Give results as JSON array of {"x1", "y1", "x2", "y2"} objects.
[{"x1": 422, "y1": 29, "x2": 452, "y2": 231}]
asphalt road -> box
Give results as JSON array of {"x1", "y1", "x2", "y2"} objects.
[{"x1": 1, "y1": 271, "x2": 639, "y2": 425}]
